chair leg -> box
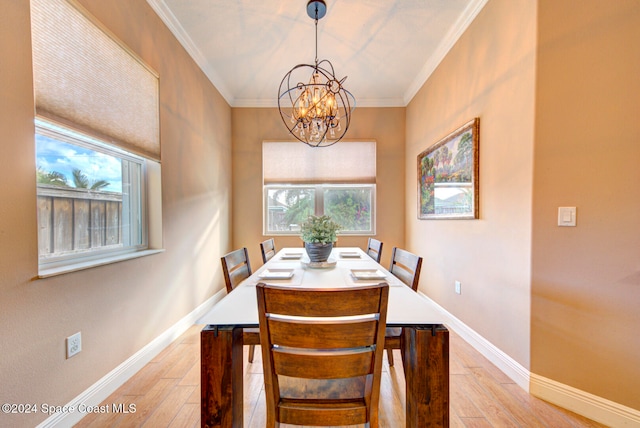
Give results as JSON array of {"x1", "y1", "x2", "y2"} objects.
[
  {"x1": 248, "y1": 344, "x2": 255, "y2": 363},
  {"x1": 386, "y1": 348, "x2": 394, "y2": 366}
]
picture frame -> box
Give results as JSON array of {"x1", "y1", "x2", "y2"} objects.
[{"x1": 417, "y1": 118, "x2": 479, "y2": 220}]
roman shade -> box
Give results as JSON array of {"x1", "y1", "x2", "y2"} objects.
[
  {"x1": 263, "y1": 141, "x2": 376, "y2": 184},
  {"x1": 31, "y1": 0, "x2": 160, "y2": 160}
]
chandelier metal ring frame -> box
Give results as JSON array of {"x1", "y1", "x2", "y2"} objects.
[{"x1": 277, "y1": 0, "x2": 356, "y2": 148}]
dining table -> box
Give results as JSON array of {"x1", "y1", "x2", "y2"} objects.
[{"x1": 200, "y1": 247, "x2": 449, "y2": 427}]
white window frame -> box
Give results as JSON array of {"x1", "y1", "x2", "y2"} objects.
[
  {"x1": 263, "y1": 184, "x2": 376, "y2": 236},
  {"x1": 36, "y1": 119, "x2": 162, "y2": 277}
]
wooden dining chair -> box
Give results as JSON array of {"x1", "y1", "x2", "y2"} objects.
[
  {"x1": 366, "y1": 237, "x2": 383, "y2": 263},
  {"x1": 256, "y1": 283, "x2": 389, "y2": 428},
  {"x1": 220, "y1": 248, "x2": 260, "y2": 363},
  {"x1": 385, "y1": 247, "x2": 423, "y2": 367},
  {"x1": 260, "y1": 238, "x2": 277, "y2": 264}
]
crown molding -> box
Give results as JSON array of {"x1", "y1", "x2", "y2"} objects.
[
  {"x1": 145, "y1": 0, "x2": 234, "y2": 106},
  {"x1": 403, "y1": 0, "x2": 489, "y2": 105}
]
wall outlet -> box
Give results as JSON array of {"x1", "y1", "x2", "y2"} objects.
[
  {"x1": 455, "y1": 281, "x2": 462, "y2": 294},
  {"x1": 66, "y1": 332, "x2": 82, "y2": 359}
]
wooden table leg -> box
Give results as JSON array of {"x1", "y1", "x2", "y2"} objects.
[
  {"x1": 402, "y1": 325, "x2": 450, "y2": 428},
  {"x1": 201, "y1": 326, "x2": 244, "y2": 428}
]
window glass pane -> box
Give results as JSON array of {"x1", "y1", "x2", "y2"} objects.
[
  {"x1": 266, "y1": 187, "x2": 314, "y2": 232},
  {"x1": 36, "y1": 135, "x2": 123, "y2": 193},
  {"x1": 35, "y1": 122, "x2": 145, "y2": 263},
  {"x1": 324, "y1": 187, "x2": 372, "y2": 233}
]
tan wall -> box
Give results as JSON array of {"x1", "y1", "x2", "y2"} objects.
[
  {"x1": 406, "y1": 0, "x2": 537, "y2": 368},
  {"x1": 231, "y1": 107, "x2": 406, "y2": 269},
  {"x1": 532, "y1": 0, "x2": 640, "y2": 409},
  {"x1": 0, "y1": 1, "x2": 232, "y2": 426}
]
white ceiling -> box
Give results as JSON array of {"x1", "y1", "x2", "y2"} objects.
[{"x1": 146, "y1": 0, "x2": 488, "y2": 108}]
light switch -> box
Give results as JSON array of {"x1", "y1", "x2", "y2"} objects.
[{"x1": 558, "y1": 207, "x2": 576, "y2": 227}]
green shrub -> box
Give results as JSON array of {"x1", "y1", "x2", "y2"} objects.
[{"x1": 300, "y1": 215, "x2": 341, "y2": 244}]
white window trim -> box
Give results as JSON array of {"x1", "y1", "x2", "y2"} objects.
[
  {"x1": 38, "y1": 249, "x2": 165, "y2": 278},
  {"x1": 35, "y1": 119, "x2": 163, "y2": 278}
]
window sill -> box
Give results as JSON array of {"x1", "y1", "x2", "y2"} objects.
[{"x1": 38, "y1": 249, "x2": 165, "y2": 278}]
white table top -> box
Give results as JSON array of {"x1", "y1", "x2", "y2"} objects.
[{"x1": 200, "y1": 247, "x2": 444, "y2": 327}]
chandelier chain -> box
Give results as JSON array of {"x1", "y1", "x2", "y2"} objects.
[{"x1": 314, "y1": 13, "x2": 319, "y2": 66}]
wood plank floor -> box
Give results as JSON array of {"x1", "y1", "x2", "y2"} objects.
[{"x1": 75, "y1": 324, "x2": 606, "y2": 428}]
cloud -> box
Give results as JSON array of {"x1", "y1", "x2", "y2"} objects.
[{"x1": 36, "y1": 134, "x2": 123, "y2": 192}]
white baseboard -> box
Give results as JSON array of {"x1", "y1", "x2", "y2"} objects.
[
  {"x1": 418, "y1": 292, "x2": 530, "y2": 391},
  {"x1": 36, "y1": 290, "x2": 226, "y2": 428},
  {"x1": 419, "y1": 292, "x2": 640, "y2": 427},
  {"x1": 530, "y1": 374, "x2": 640, "y2": 427}
]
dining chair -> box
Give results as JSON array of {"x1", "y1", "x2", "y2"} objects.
[
  {"x1": 385, "y1": 247, "x2": 423, "y2": 367},
  {"x1": 260, "y1": 238, "x2": 277, "y2": 264},
  {"x1": 256, "y1": 282, "x2": 389, "y2": 428},
  {"x1": 220, "y1": 248, "x2": 260, "y2": 363},
  {"x1": 366, "y1": 237, "x2": 383, "y2": 263}
]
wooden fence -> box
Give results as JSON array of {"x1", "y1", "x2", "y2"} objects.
[{"x1": 37, "y1": 184, "x2": 123, "y2": 258}]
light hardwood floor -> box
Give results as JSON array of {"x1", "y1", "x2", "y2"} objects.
[{"x1": 75, "y1": 324, "x2": 606, "y2": 428}]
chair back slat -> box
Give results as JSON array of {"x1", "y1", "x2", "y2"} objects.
[
  {"x1": 278, "y1": 376, "x2": 367, "y2": 400},
  {"x1": 221, "y1": 248, "x2": 251, "y2": 293},
  {"x1": 261, "y1": 286, "x2": 384, "y2": 317},
  {"x1": 280, "y1": 404, "x2": 367, "y2": 427},
  {"x1": 273, "y1": 349, "x2": 376, "y2": 379},
  {"x1": 268, "y1": 317, "x2": 379, "y2": 349},
  {"x1": 389, "y1": 247, "x2": 422, "y2": 291},
  {"x1": 260, "y1": 238, "x2": 276, "y2": 263},
  {"x1": 366, "y1": 238, "x2": 383, "y2": 263},
  {"x1": 257, "y1": 283, "x2": 388, "y2": 427}
]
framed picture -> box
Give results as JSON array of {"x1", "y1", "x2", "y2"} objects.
[{"x1": 417, "y1": 118, "x2": 479, "y2": 220}]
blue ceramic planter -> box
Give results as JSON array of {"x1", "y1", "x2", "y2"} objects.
[{"x1": 304, "y1": 242, "x2": 333, "y2": 262}]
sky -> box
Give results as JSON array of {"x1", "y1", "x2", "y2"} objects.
[{"x1": 36, "y1": 134, "x2": 123, "y2": 193}]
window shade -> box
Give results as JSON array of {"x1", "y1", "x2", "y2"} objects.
[
  {"x1": 31, "y1": 0, "x2": 160, "y2": 160},
  {"x1": 263, "y1": 141, "x2": 376, "y2": 184}
]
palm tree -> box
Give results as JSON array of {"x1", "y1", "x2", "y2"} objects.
[
  {"x1": 72, "y1": 168, "x2": 110, "y2": 190},
  {"x1": 36, "y1": 167, "x2": 69, "y2": 187}
]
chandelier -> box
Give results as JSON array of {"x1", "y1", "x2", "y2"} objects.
[{"x1": 277, "y1": 0, "x2": 356, "y2": 148}]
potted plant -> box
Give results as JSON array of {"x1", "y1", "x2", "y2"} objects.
[{"x1": 300, "y1": 215, "x2": 341, "y2": 262}]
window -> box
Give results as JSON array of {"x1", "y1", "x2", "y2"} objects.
[
  {"x1": 324, "y1": 186, "x2": 373, "y2": 232},
  {"x1": 265, "y1": 186, "x2": 315, "y2": 232},
  {"x1": 36, "y1": 120, "x2": 153, "y2": 270},
  {"x1": 263, "y1": 142, "x2": 376, "y2": 235},
  {"x1": 30, "y1": 0, "x2": 162, "y2": 276},
  {"x1": 265, "y1": 185, "x2": 375, "y2": 234}
]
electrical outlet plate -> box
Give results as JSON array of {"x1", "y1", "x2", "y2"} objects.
[
  {"x1": 455, "y1": 281, "x2": 461, "y2": 294},
  {"x1": 66, "y1": 332, "x2": 81, "y2": 359}
]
